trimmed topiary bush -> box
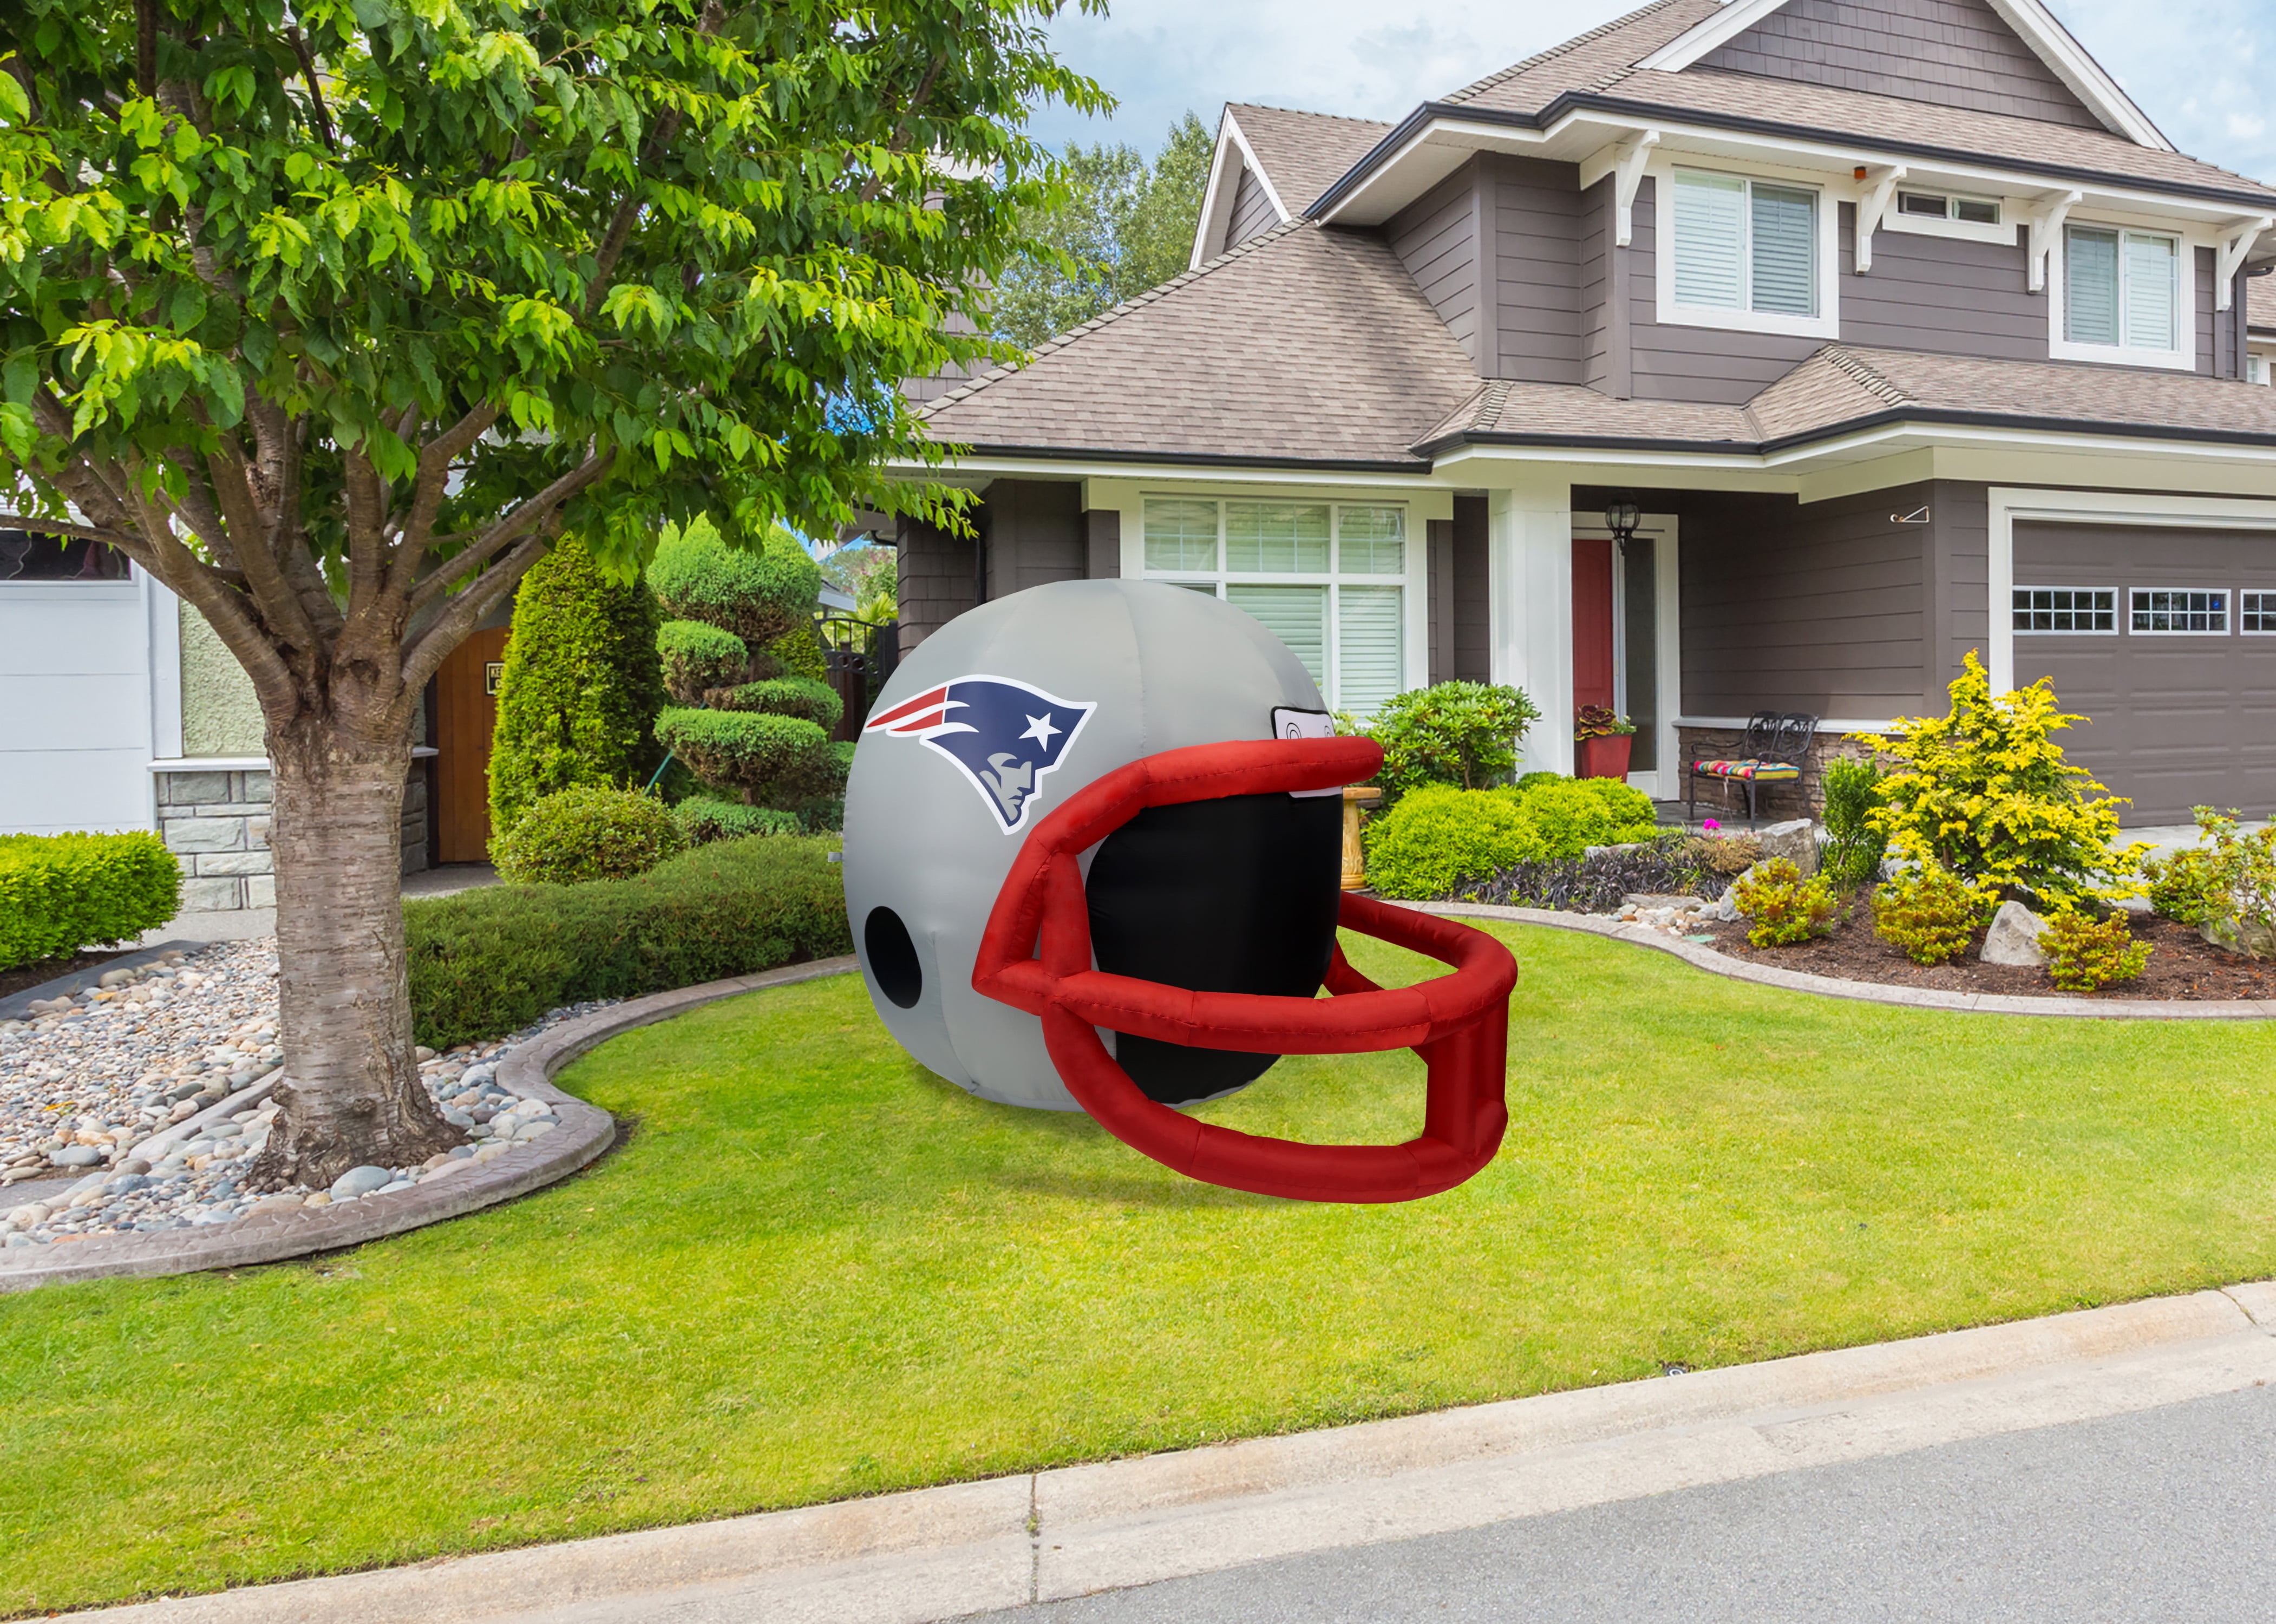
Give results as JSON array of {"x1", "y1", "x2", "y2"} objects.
[
  {"x1": 0, "y1": 831, "x2": 182, "y2": 968},
  {"x1": 705, "y1": 676, "x2": 843, "y2": 731},
  {"x1": 648, "y1": 516, "x2": 822, "y2": 648},
  {"x1": 658, "y1": 620, "x2": 750, "y2": 705},
  {"x1": 656, "y1": 708, "x2": 841, "y2": 802},
  {"x1": 405, "y1": 836, "x2": 852, "y2": 1048},
  {"x1": 675, "y1": 797, "x2": 803, "y2": 844},
  {"x1": 1364, "y1": 787, "x2": 1536, "y2": 900},
  {"x1": 486, "y1": 535, "x2": 669, "y2": 839},
  {"x1": 490, "y1": 786, "x2": 687, "y2": 886}
]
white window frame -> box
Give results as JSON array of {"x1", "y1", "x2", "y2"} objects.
[
  {"x1": 2049, "y1": 219, "x2": 2198, "y2": 371},
  {"x1": 1653, "y1": 158, "x2": 1840, "y2": 341},
  {"x1": 2012, "y1": 586, "x2": 2118, "y2": 635},
  {"x1": 2128, "y1": 586, "x2": 2231, "y2": 635},
  {"x1": 1137, "y1": 495, "x2": 1424, "y2": 717},
  {"x1": 1882, "y1": 189, "x2": 2018, "y2": 248},
  {"x1": 2240, "y1": 590, "x2": 2275, "y2": 634}
]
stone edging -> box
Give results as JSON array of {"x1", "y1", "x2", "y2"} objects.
[
  {"x1": 0, "y1": 957, "x2": 860, "y2": 1293},
  {"x1": 0, "y1": 939, "x2": 198, "y2": 1024},
  {"x1": 1420, "y1": 902, "x2": 2276, "y2": 1020}
]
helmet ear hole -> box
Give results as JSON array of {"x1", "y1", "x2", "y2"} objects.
[{"x1": 865, "y1": 906, "x2": 924, "y2": 1010}]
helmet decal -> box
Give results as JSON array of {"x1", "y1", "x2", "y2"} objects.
[{"x1": 864, "y1": 674, "x2": 1097, "y2": 834}]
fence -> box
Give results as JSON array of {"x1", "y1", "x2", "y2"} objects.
[{"x1": 816, "y1": 612, "x2": 899, "y2": 743}]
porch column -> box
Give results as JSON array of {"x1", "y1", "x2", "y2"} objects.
[{"x1": 1488, "y1": 476, "x2": 1574, "y2": 776}]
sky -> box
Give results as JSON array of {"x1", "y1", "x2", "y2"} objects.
[{"x1": 1026, "y1": 0, "x2": 2276, "y2": 185}]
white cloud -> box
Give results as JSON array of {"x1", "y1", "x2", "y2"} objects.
[{"x1": 1028, "y1": 0, "x2": 2276, "y2": 186}]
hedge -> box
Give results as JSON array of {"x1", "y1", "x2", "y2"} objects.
[
  {"x1": 490, "y1": 785, "x2": 687, "y2": 886},
  {"x1": 675, "y1": 796, "x2": 803, "y2": 844},
  {"x1": 1363, "y1": 776, "x2": 1662, "y2": 901},
  {"x1": 656, "y1": 705, "x2": 842, "y2": 798},
  {"x1": 0, "y1": 831, "x2": 181, "y2": 970},
  {"x1": 404, "y1": 835, "x2": 852, "y2": 1048}
]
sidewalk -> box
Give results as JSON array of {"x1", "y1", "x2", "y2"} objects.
[
  {"x1": 60, "y1": 1282, "x2": 2276, "y2": 1623},
  {"x1": 131, "y1": 863, "x2": 499, "y2": 947}
]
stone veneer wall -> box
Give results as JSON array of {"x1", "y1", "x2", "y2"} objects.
[
  {"x1": 1673, "y1": 726, "x2": 1874, "y2": 823},
  {"x1": 155, "y1": 765, "x2": 430, "y2": 913}
]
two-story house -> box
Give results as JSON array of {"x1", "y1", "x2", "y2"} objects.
[{"x1": 900, "y1": 0, "x2": 2276, "y2": 826}]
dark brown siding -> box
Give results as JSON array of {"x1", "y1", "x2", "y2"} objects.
[
  {"x1": 1451, "y1": 495, "x2": 1491, "y2": 681},
  {"x1": 1084, "y1": 509, "x2": 1120, "y2": 580},
  {"x1": 1390, "y1": 166, "x2": 1481, "y2": 366},
  {"x1": 1490, "y1": 155, "x2": 1585, "y2": 385},
  {"x1": 981, "y1": 479, "x2": 1085, "y2": 601},
  {"x1": 1627, "y1": 179, "x2": 1821, "y2": 406},
  {"x1": 1842, "y1": 226, "x2": 2048, "y2": 359},
  {"x1": 1228, "y1": 162, "x2": 1280, "y2": 249},
  {"x1": 1680, "y1": 486, "x2": 1933, "y2": 717},
  {"x1": 897, "y1": 514, "x2": 978, "y2": 653},
  {"x1": 1697, "y1": 0, "x2": 2103, "y2": 130},
  {"x1": 2196, "y1": 246, "x2": 2219, "y2": 377},
  {"x1": 1579, "y1": 175, "x2": 1618, "y2": 393}
]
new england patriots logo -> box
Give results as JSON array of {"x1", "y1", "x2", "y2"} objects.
[{"x1": 865, "y1": 675, "x2": 1097, "y2": 834}]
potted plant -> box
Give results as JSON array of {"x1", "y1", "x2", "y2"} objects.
[{"x1": 1574, "y1": 706, "x2": 1637, "y2": 781}]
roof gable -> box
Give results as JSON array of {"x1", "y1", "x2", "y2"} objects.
[
  {"x1": 1636, "y1": 0, "x2": 2170, "y2": 148},
  {"x1": 1191, "y1": 104, "x2": 1394, "y2": 267}
]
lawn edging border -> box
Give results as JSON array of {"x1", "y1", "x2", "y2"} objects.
[
  {"x1": 1417, "y1": 902, "x2": 2276, "y2": 1020},
  {"x1": 0, "y1": 955, "x2": 860, "y2": 1294},
  {"x1": 0, "y1": 939, "x2": 198, "y2": 1023}
]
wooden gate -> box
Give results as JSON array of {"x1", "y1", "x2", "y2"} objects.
[{"x1": 433, "y1": 626, "x2": 510, "y2": 863}]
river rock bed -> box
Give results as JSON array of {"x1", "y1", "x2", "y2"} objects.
[{"x1": 1, "y1": 939, "x2": 614, "y2": 1249}]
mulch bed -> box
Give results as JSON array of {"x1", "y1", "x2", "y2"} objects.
[
  {"x1": 0, "y1": 949, "x2": 134, "y2": 1005},
  {"x1": 1702, "y1": 906, "x2": 2276, "y2": 1002}
]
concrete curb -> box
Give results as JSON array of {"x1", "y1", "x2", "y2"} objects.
[
  {"x1": 1420, "y1": 901, "x2": 2276, "y2": 1020},
  {"x1": 0, "y1": 957, "x2": 859, "y2": 1294},
  {"x1": 0, "y1": 939, "x2": 198, "y2": 1023},
  {"x1": 55, "y1": 1285, "x2": 2276, "y2": 1622}
]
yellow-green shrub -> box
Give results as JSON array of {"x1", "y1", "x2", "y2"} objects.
[
  {"x1": 1872, "y1": 863, "x2": 1986, "y2": 966},
  {"x1": 0, "y1": 831, "x2": 181, "y2": 969},
  {"x1": 1363, "y1": 788, "x2": 1538, "y2": 900},
  {"x1": 1731, "y1": 858, "x2": 1839, "y2": 947},
  {"x1": 2040, "y1": 907, "x2": 2153, "y2": 991}
]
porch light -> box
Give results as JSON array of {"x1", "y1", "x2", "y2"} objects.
[{"x1": 1604, "y1": 497, "x2": 1641, "y2": 548}]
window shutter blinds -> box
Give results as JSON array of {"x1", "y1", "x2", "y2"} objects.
[
  {"x1": 1749, "y1": 185, "x2": 1816, "y2": 315},
  {"x1": 1335, "y1": 587, "x2": 1403, "y2": 718},
  {"x1": 2123, "y1": 232, "x2": 2177, "y2": 350},
  {"x1": 1672, "y1": 171, "x2": 1746, "y2": 310},
  {"x1": 1227, "y1": 585, "x2": 1329, "y2": 690},
  {"x1": 1143, "y1": 500, "x2": 1219, "y2": 572},
  {"x1": 2066, "y1": 228, "x2": 2120, "y2": 345}
]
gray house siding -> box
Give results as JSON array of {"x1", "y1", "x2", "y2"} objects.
[
  {"x1": 1228, "y1": 163, "x2": 1280, "y2": 249},
  {"x1": 981, "y1": 479, "x2": 1085, "y2": 602},
  {"x1": 1451, "y1": 495, "x2": 1491, "y2": 682},
  {"x1": 1580, "y1": 175, "x2": 1618, "y2": 394},
  {"x1": 1841, "y1": 225, "x2": 2048, "y2": 359},
  {"x1": 1926, "y1": 481, "x2": 1991, "y2": 708},
  {"x1": 2196, "y1": 247, "x2": 2220, "y2": 377},
  {"x1": 1390, "y1": 166, "x2": 1481, "y2": 365},
  {"x1": 1490, "y1": 155, "x2": 1585, "y2": 386},
  {"x1": 1697, "y1": 0, "x2": 2103, "y2": 130}
]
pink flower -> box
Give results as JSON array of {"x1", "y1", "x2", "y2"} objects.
[{"x1": 1703, "y1": 819, "x2": 1722, "y2": 833}]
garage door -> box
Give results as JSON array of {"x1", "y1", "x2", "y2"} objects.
[{"x1": 2012, "y1": 521, "x2": 2276, "y2": 827}]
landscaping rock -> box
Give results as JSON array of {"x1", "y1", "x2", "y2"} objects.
[
  {"x1": 1981, "y1": 902, "x2": 2050, "y2": 967},
  {"x1": 49, "y1": 1145, "x2": 101, "y2": 1168},
  {"x1": 1756, "y1": 820, "x2": 1820, "y2": 877},
  {"x1": 2205, "y1": 914, "x2": 2276, "y2": 960},
  {"x1": 329, "y1": 1165, "x2": 394, "y2": 1199}
]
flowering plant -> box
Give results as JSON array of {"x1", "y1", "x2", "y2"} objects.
[{"x1": 1575, "y1": 705, "x2": 1637, "y2": 742}]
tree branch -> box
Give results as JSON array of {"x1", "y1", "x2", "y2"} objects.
[
  {"x1": 580, "y1": 2, "x2": 724, "y2": 320},
  {"x1": 0, "y1": 513, "x2": 133, "y2": 546},
  {"x1": 399, "y1": 531, "x2": 552, "y2": 695},
  {"x1": 403, "y1": 450, "x2": 612, "y2": 618},
  {"x1": 380, "y1": 401, "x2": 500, "y2": 598},
  {"x1": 283, "y1": 26, "x2": 338, "y2": 152}
]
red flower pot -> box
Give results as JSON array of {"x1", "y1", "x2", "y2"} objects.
[{"x1": 1577, "y1": 733, "x2": 1633, "y2": 781}]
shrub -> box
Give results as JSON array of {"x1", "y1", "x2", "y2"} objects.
[
  {"x1": 657, "y1": 707, "x2": 841, "y2": 801},
  {"x1": 1502, "y1": 777, "x2": 1658, "y2": 860},
  {"x1": 1686, "y1": 828, "x2": 1763, "y2": 879},
  {"x1": 486, "y1": 535, "x2": 668, "y2": 839},
  {"x1": 1363, "y1": 787, "x2": 1535, "y2": 900},
  {"x1": 1458, "y1": 831, "x2": 1716, "y2": 913},
  {"x1": 646, "y1": 516, "x2": 822, "y2": 649},
  {"x1": 1819, "y1": 756, "x2": 1889, "y2": 890},
  {"x1": 1732, "y1": 858, "x2": 1840, "y2": 947},
  {"x1": 676, "y1": 797, "x2": 803, "y2": 845},
  {"x1": 406, "y1": 836, "x2": 852, "y2": 1048},
  {"x1": 2040, "y1": 907, "x2": 2153, "y2": 992},
  {"x1": 1515, "y1": 771, "x2": 1564, "y2": 794},
  {"x1": 1872, "y1": 864, "x2": 1986, "y2": 966},
  {"x1": 658, "y1": 620, "x2": 750, "y2": 705},
  {"x1": 1860, "y1": 652, "x2": 2148, "y2": 907},
  {"x1": 1366, "y1": 682, "x2": 1543, "y2": 801},
  {"x1": 0, "y1": 831, "x2": 181, "y2": 970},
  {"x1": 2144, "y1": 807, "x2": 2276, "y2": 958},
  {"x1": 705, "y1": 675, "x2": 843, "y2": 732},
  {"x1": 491, "y1": 787, "x2": 687, "y2": 886}
]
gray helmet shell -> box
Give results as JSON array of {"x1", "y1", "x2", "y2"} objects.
[{"x1": 842, "y1": 579, "x2": 1326, "y2": 1110}]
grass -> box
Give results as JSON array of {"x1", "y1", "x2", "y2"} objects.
[{"x1": 7, "y1": 920, "x2": 2276, "y2": 1614}]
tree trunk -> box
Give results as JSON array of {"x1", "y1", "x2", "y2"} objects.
[{"x1": 246, "y1": 722, "x2": 462, "y2": 1190}]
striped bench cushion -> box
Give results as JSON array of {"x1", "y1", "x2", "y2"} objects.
[{"x1": 1693, "y1": 759, "x2": 1801, "y2": 782}]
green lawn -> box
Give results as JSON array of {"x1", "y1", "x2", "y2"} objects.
[{"x1": 8, "y1": 921, "x2": 2276, "y2": 1614}]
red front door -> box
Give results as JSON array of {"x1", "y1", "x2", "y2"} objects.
[{"x1": 1572, "y1": 536, "x2": 1616, "y2": 712}]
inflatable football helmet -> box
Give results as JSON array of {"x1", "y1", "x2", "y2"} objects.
[{"x1": 841, "y1": 579, "x2": 1516, "y2": 1203}]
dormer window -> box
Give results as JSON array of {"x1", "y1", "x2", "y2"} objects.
[
  {"x1": 1671, "y1": 168, "x2": 1819, "y2": 318},
  {"x1": 1897, "y1": 191, "x2": 2001, "y2": 227},
  {"x1": 2065, "y1": 226, "x2": 2179, "y2": 353}
]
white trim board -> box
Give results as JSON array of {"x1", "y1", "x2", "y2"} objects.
[
  {"x1": 1985, "y1": 486, "x2": 2276, "y2": 692},
  {"x1": 1633, "y1": 0, "x2": 2173, "y2": 153},
  {"x1": 1189, "y1": 110, "x2": 1289, "y2": 271}
]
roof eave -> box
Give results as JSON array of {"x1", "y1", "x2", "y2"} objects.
[{"x1": 1427, "y1": 407, "x2": 2276, "y2": 462}]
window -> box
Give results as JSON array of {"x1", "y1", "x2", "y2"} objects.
[
  {"x1": 1141, "y1": 498, "x2": 1410, "y2": 715},
  {"x1": 2066, "y1": 226, "x2": 2179, "y2": 353},
  {"x1": 2252, "y1": 355, "x2": 2273, "y2": 387},
  {"x1": 2013, "y1": 587, "x2": 2116, "y2": 633},
  {"x1": 2244, "y1": 591, "x2": 2274, "y2": 633},
  {"x1": 0, "y1": 530, "x2": 128, "y2": 582},
  {"x1": 1898, "y1": 191, "x2": 2001, "y2": 226},
  {"x1": 2130, "y1": 588, "x2": 2228, "y2": 633},
  {"x1": 1672, "y1": 169, "x2": 1818, "y2": 318}
]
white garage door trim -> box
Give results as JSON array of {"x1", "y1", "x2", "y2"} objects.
[{"x1": 1988, "y1": 487, "x2": 2276, "y2": 693}]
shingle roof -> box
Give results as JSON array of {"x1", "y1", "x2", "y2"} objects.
[
  {"x1": 2251, "y1": 275, "x2": 2276, "y2": 335},
  {"x1": 1427, "y1": 345, "x2": 2276, "y2": 454},
  {"x1": 1417, "y1": 0, "x2": 2276, "y2": 209},
  {"x1": 1225, "y1": 104, "x2": 1393, "y2": 218},
  {"x1": 919, "y1": 222, "x2": 1481, "y2": 469}
]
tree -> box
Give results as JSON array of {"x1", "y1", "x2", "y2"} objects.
[
  {"x1": 0, "y1": 0, "x2": 1105, "y2": 1186},
  {"x1": 992, "y1": 111, "x2": 1213, "y2": 348},
  {"x1": 486, "y1": 534, "x2": 666, "y2": 840}
]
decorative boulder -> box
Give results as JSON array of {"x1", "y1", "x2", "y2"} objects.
[
  {"x1": 1756, "y1": 819, "x2": 1819, "y2": 877},
  {"x1": 2205, "y1": 914, "x2": 2276, "y2": 960},
  {"x1": 1980, "y1": 901, "x2": 2050, "y2": 967},
  {"x1": 1702, "y1": 881, "x2": 1744, "y2": 923}
]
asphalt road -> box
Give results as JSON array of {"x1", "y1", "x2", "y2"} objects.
[{"x1": 979, "y1": 1383, "x2": 2276, "y2": 1624}]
